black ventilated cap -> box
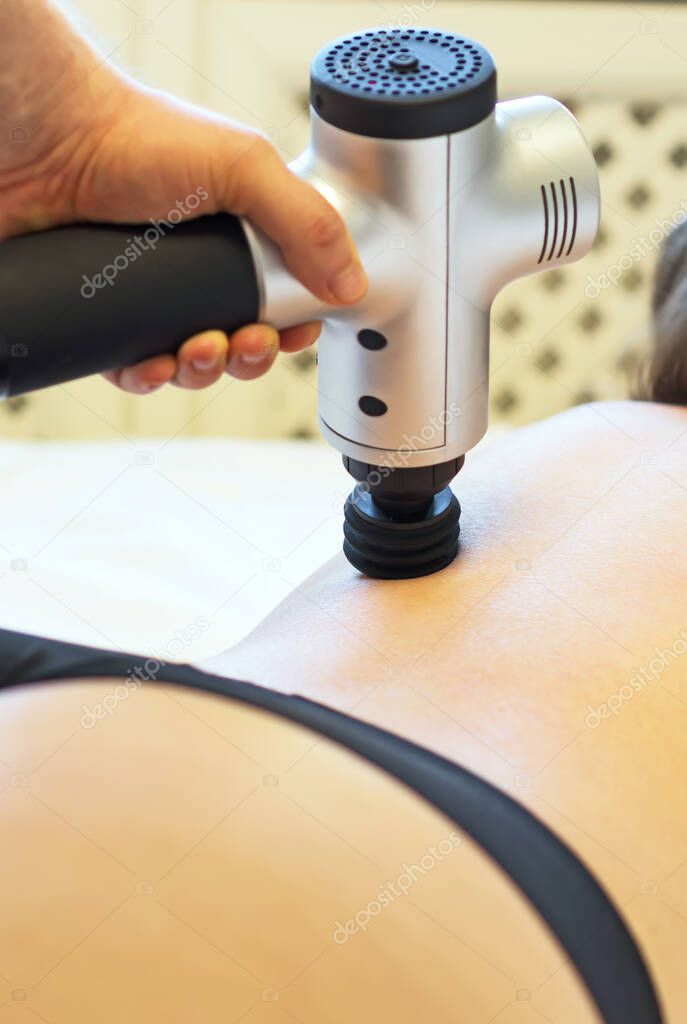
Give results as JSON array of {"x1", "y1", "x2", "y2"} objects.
[{"x1": 310, "y1": 28, "x2": 496, "y2": 140}]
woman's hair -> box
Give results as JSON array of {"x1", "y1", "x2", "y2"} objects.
[{"x1": 645, "y1": 218, "x2": 687, "y2": 404}]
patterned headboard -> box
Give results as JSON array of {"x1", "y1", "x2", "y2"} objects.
[{"x1": 3, "y1": 0, "x2": 686, "y2": 440}]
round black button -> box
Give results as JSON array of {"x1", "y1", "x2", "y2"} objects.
[
  {"x1": 359, "y1": 395, "x2": 387, "y2": 417},
  {"x1": 389, "y1": 52, "x2": 420, "y2": 72},
  {"x1": 357, "y1": 329, "x2": 388, "y2": 351}
]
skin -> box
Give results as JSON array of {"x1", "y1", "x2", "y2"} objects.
[
  {"x1": 197, "y1": 399, "x2": 687, "y2": 1019},
  {"x1": 2, "y1": 5, "x2": 684, "y2": 1015},
  {"x1": 2, "y1": 400, "x2": 687, "y2": 1021},
  {"x1": 0, "y1": 0, "x2": 367, "y2": 393}
]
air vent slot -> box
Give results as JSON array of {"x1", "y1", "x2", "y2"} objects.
[{"x1": 537, "y1": 176, "x2": 578, "y2": 263}]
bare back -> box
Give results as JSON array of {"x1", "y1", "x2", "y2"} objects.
[
  {"x1": 3, "y1": 400, "x2": 686, "y2": 1022},
  {"x1": 203, "y1": 400, "x2": 687, "y2": 1018}
]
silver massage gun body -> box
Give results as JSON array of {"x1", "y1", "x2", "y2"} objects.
[
  {"x1": 243, "y1": 29, "x2": 600, "y2": 576},
  {"x1": 0, "y1": 28, "x2": 599, "y2": 578}
]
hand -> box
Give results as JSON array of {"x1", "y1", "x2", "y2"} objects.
[{"x1": 0, "y1": 6, "x2": 368, "y2": 393}]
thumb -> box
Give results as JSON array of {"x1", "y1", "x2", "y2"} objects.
[{"x1": 214, "y1": 132, "x2": 368, "y2": 307}]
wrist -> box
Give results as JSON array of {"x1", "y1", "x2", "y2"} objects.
[
  {"x1": 0, "y1": 0, "x2": 132, "y2": 198},
  {"x1": 0, "y1": 60, "x2": 131, "y2": 235}
]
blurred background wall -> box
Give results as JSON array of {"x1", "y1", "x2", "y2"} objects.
[{"x1": 4, "y1": 0, "x2": 687, "y2": 441}]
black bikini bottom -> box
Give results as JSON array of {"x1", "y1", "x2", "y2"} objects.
[{"x1": 0, "y1": 626, "x2": 664, "y2": 1024}]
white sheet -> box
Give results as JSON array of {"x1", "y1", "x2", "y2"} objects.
[
  {"x1": 0, "y1": 439, "x2": 351, "y2": 662},
  {"x1": 0, "y1": 426, "x2": 509, "y2": 665}
]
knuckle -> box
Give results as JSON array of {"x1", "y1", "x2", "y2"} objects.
[
  {"x1": 244, "y1": 134, "x2": 275, "y2": 166},
  {"x1": 303, "y1": 205, "x2": 344, "y2": 250},
  {"x1": 219, "y1": 134, "x2": 276, "y2": 209}
]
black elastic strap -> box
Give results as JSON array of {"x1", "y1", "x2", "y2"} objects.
[{"x1": 0, "y1": 627, "x2": 664, "y2": 1024}]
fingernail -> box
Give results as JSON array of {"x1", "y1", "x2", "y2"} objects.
[
  {"x1": 239, "y1": 338, "x2": 279, "y2": 365},
  {"x1": 240, "y1": 351, "x2": 271, "y2": 365},
  {"x1": 330, "y1": 264, "x2": 367, "y2": 303},
  {"x1": 191, "y1": 355, "x2": 222, "y2": 372}
]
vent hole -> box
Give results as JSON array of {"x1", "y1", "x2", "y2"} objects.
[
  {"x1": 359, "y1": 395, "x2": 388, "y2": 417},
  {"x1": 358, "y1": 329, "x2": 388, "y2": 351}
]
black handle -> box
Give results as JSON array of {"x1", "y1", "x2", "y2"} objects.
[{"x1": 0, "y1": 213, "x2": 260, "y2": 397}]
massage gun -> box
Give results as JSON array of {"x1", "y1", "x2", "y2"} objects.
[{"x1": 0, "y1": 28, "x2": 599, "y2": 578}]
